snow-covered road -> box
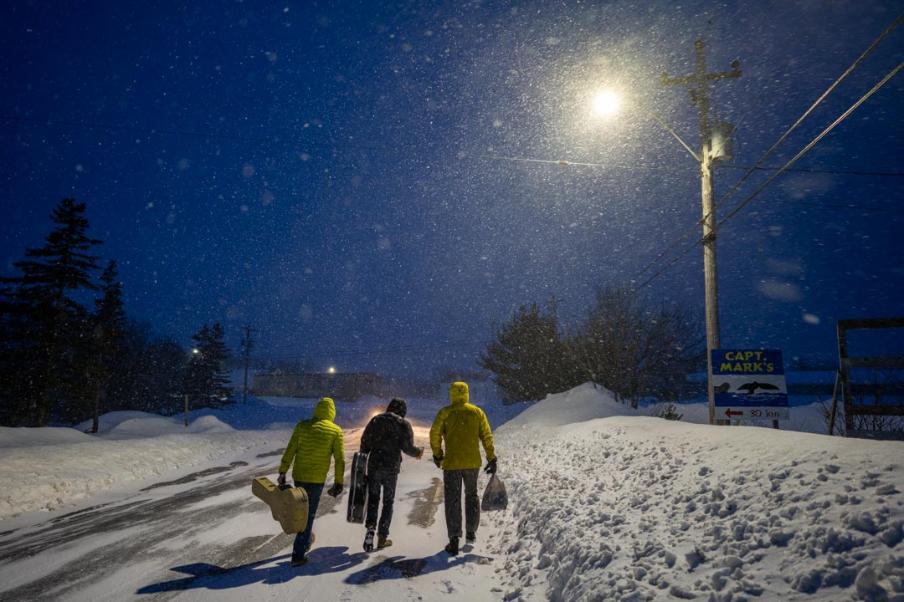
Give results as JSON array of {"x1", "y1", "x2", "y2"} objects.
[
  {"x1": 0, "y1": 426, "x2": 504, "y2": 602},
  {"x1": 1, "y1": 386, "x2": 901, "y2": 601}
]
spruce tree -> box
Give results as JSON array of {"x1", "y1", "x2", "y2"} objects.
[
  {"x1": 86, "y1": 260, "x2": 127, "y2": 431},
  {"x1": 480, "y1": 300, "x2": 580, "y2": 402},
  {"x1": 0, "y1": 199, "x2": 101, "y2": 425}
]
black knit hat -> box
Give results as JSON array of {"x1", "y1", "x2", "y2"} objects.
[{"x1": 386, "y1": 397, "x2": 407, "y2": 418}]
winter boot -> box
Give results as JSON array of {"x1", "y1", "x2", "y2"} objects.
[
  {"x1": 377, "y1": 535, "x2": 393, "y2": 549},
  {"x1": 290, "y1": 555, "x2": 308, "y2": 567},
  {"x1": 363, "y1": 529, "x2": 375, "y2": 553},
  {"x1": 305, "y1": 532, "x2": 316, "y2": 553},
  {"x1": 466, "y1": 531, "x2": 476, "y2": 543},
  {"x1": 444, "y1": 537, "x2": 460, "y2": 556}
]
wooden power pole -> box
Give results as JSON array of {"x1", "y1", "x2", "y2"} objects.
[
  {"x1": 240, "y1": 325, "x2": 254, "y2": 404},
  {"x1": 662, "y1": 39, "x2": 741, "y2": 425}
]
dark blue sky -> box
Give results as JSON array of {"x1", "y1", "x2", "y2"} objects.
[{"x1": 1, "y1": 1, "x2": 902, "y2": 375}]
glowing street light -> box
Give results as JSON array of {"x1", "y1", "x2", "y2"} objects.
[
  {"x1": 590, "y1": 89, "x2": 621, "y2": 118},
  {"x1": 327, "y1": 366, "x2": 336, "y2": 374}
]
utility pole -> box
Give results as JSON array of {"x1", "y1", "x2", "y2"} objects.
[
  {"x1": 240, "y1": 325, "x2": 254, "y2": 404},
  {"x1": 662, "y1": 39, "x2": 741, "y2": 425}
]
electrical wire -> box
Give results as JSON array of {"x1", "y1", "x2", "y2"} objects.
[
  {"x1": 634, "y1": 60, "x2": 904, "y2": 290},
  {"x1": 631, "y1": 12, "x2": 903, "y2": 285},
  {"x1": 710, "y1": 11, "x2": 904, "y2": 218},
  {"x1": 251, "y1": 338, "x2": 494, "y2": 362},
  {"x1": 718, "y1": 62, "x2": 902, "y2": 227}
]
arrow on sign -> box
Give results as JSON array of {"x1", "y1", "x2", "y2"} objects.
[{"x1": 725, "y1": 409, "x2": 743, "y2": 418}]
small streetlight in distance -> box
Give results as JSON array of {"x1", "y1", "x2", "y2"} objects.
[{"x1": 327, "y1": 366, "x2": 336, "y2": 375}]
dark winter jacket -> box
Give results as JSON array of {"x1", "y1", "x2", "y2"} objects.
[{"x1": 360, "y1": 398, "x2": 422, "y2": 476}]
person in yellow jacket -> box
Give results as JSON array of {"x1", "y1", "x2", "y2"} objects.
[
  {"x1": 429, "y1": 381, "x2": 496, "y2": 556},
  {"x1": 278, "y1": 396, "x2": 345, "y2": 566}
]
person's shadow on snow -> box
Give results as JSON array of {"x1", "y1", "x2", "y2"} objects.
[
  {"x1": 343, "y1": 547, "x2": 493, "y2": 584},
  {"x1": 136, "y1": 546, "x2": 368, "y2": 594}
]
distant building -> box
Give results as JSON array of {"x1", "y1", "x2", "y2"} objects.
[{"x1": 251, "y1": 371, "x2": 390, "y2": 400}]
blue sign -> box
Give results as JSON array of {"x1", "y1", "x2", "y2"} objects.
[{"x1": 711, "y1": 349, "x2": 789, "y2": 419}]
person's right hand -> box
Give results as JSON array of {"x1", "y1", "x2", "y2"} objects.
[
  {"x1": 277, "y1": 473, "x2": 287, "y2": 486},
  {"x1": 433, "y1": 454, "x2": 443, "y2": 468},
  {"x1": 416, "y1": 447, "x2": 424, "y2": 459}
]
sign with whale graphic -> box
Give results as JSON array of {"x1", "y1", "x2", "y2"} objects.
[{"x1": 711, "y1": 349, "x2": 789, "y2": 421}]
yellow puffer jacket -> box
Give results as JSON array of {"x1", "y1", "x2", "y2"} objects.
[
  {"x1": 430, "y1": 382, "x2": 496, "y2": 471},
  {"x1": 279, "y1": 397, "x2": 345, "y2": 484}
]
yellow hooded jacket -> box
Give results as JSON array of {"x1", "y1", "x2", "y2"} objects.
[
  {"x1": 430, "y1": 382, "x2": 496, "y2": 471},
  {"x1": 279, "y1": 397, "x2": 345, "y2": 485}
]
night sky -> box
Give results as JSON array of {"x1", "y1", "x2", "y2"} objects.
[{"x1": 1, "y1": 1, "x2": 902, "y2": 376}]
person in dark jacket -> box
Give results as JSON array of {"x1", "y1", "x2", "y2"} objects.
[{"x1": 359, "y1": 397, "x2": 423, "y2": 551}]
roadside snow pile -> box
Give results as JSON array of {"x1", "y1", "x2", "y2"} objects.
[
  {"x1": 187, "y1": 415, "x2": 235, "y2": 434},
  {"x1": 0, "y1": 426, "x2": 93, "y2": 448},
  {"x1": 490, "y1": 390, "x2": 903, "y2": 601},
  {"x1": 503, "y1": 382, "x2": 640, "y2": 429},
  {"x1": 0, "y1": 413, "x2": 284, "y2": 519},
  {"x1": 74, "y1": 410, "x2": 164, "y2": 434},
  {"x1": 665, "y1": 399, "x2": 831, "y2": 434}
]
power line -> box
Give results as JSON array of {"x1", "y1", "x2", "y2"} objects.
[
  {"x1": 252, "y1": 338, "x2": 494, "y2": 362},
  {"x1": 634, "y1": 60, "x2": 904, "y2": 291},
  {"x1": 631, "y1": 13, "x2": 903, "y2": 285},
  {"x1": 721, "y1": 164, "x2": 904, "y2": 178},
  {"x1": 488, "y1": 154, "x2": 904, "y2": 178},
  {"x1": 717, "y1": 61, "x2": 903, "y2": 228},
  {"x1": 711, "y1": 11, "x2": 904, "y2": 217}
]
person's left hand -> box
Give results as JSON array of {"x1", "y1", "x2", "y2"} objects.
[
  {"x1": 416, "y1": 447, "x2": 425, "y2": 459},
  {"x1": 277, "y1": 473, "x2": 287, "y2": 486},
  {"x1": 433, "y1": 454, "x2": 443, "y2": 468},
  {"x1": 327, "y1": 483, "x2": 344, "y2": 497}
]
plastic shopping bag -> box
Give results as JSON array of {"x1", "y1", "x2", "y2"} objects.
[{"x1": 481, "y1": 474, "x2": 508, "y2": 511}]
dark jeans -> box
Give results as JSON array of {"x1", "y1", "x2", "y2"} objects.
[
  {"x1": 365, "y1": 469, "x2": 399, "y2": 537},
  {"x1": 443, "y1": 468, "x2": 480, "y2": 539},
  {"x1": 292, "y1": 482, "x2": 324, "y2": 559}
]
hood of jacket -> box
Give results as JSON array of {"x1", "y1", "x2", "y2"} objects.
[
  {"x1": 386, "y1": 397, "x2": 407, "y2": 418},
  {"x1": 449, "y1": 381, "x2": 469, "y2": 406},
  {"x1": 313, "y1": 397, "x2": 336, "y2": 421}
]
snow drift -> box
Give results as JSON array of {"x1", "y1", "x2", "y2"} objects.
[{"x1": 491, "y1": 385, "x2": 904, "y2": 601}]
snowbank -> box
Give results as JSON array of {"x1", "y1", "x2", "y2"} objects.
[
  {"x1": 501, "y1": 382, "x2": 641, "y2": 430},
  {"x1": 490, "y1": 387, "x2": 904, "y2": 601},
  {"x1": 0, "y1": 426, "x2": 93, "y2": 448},
  {"x1": 664, "y1": 399, "x2": 831, "y2": 434},
  {"x1": 0, "y1": 413, "x2": 284, "y2": 519}
]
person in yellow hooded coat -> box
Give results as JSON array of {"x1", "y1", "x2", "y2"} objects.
[
  {"x1": 430, "y1": 381, "x2": 496, "y2": 555},
  {"x1": 278, "y1": 396, "x2": 345, "y2": 566}
]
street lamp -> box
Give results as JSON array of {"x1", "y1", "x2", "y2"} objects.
[
  {"x1": 590, "y1": 89, "x2": 622, "y2": 118},
  {"x1": 584, "y1": 41, "x2": 740, "y2": 425},
  {"x1": 185, "y1": 348, "x2": 203, "y2": 426}
]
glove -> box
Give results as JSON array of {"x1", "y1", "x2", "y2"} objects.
[
  {"x1": 277, "y1": 473, "x2": 287, "y2": 487},
  {"x1": 327, "y1": 483, "x2": 344, "y2": 497},
  {"x1": 484, "y1": 458, "x2": 497, "y2": 475},
  {"x1": 433, "y1": 454, "x2": 443, "y2": 469},
  {"x1": 415, "y1": 447, "x2": 425, "y2": 459}
]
